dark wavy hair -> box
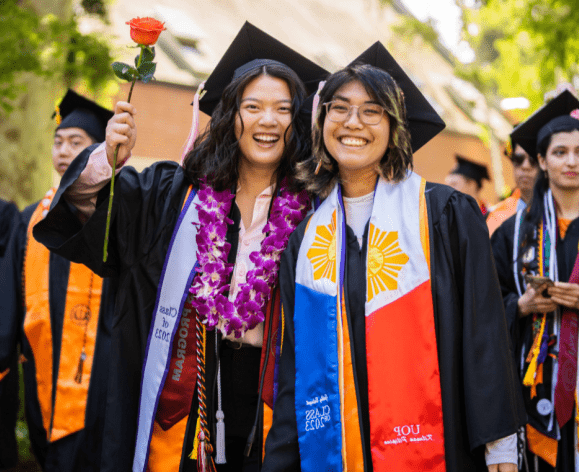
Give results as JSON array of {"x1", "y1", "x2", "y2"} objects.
[
  {"x1": 296, "y1": 64, "x2": 413, "y2": 198},
  {"x1": 183, "y1": 63, "x2": 310, "y2": 193},
  {"x1": 521, "y1": 120, "x2": 579, "y2": 248}
]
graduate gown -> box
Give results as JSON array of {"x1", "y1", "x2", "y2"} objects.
[
  {"x1": 0, "y1": 196, "x2": 116, "y2": 472},
  {"x1": 33, "y1": 145, "x2": 272, "y2": 472},
  {"x1": 0, "y1": 199, "x2": 20, "y2": 470},
  {"x1": 492, "y1": 213, "x2": 579, "y2": 471},
  {"x1": 262, "y1": 182, "x2": 527, "y2": 472}
]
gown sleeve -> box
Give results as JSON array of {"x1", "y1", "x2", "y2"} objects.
[
  {"x1": 33, "y1": 144, "x2": 185, "y2": 279},
  {"x1": 433, "y1": 190, "x2": 526, "y2": 450},
  {"x1": 0, "y1": 203, "x2": 30, "y2": 469},
  {"x1": 490, "y1": 216, "x2": 520, "y2": 338},
  {"x1": 261, "y1": 218, "x2": 309, "y2": 471},
  {"x1": 0, "y1": 204, "x2": 30, "y2": 371}
]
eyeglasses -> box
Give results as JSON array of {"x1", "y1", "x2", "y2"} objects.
[
  {"x1": 323, "y1": 101, "x2": 386, "y2": 125},
  {"x1": 510, "y1": 153, "x2": 538, "y2": 167}
]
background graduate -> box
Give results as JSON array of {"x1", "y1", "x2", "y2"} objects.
[
  {"x1": 487, "y1": 133, "x2": 540, "y2": 236},
  {"x1": 262, "y1": 43, "x2": 526, "y2": 472},
  {"x1": 34, "y1": 22, "x2": 327, "y2": 472},
  {"x1": 445, "y1": 154, "x2": 491, "y2": 216},
  {"x1": 491, "y1": 90, "x2": 579, "y2": 471},
  {"x1": 0, "y1": 91, "x2": 116, "y2": 472}
]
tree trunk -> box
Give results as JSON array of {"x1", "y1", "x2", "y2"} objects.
[{"x1": 0, "y1": 0, "x2": 73, "y2": 208}]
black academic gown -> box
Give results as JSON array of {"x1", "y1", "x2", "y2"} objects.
[
  {"x1": 492, "y1": 214, "x2": 579, "y2": 471},
  {"x1": 262, "y1": 183, "x2": 527, "y2": 472},
  {"x1": 0, "y1": 200, "x2": 20, "y2": 470},
  {"x1": 0, "y1": 195, "x2": 116, "y2": 472},
  {"x1": 33, "y1": 145, "x2": 264, "y2": 472}
]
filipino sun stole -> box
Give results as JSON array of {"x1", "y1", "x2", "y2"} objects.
[
  {"x1": 294, "y1": 174, "x2": 446, "y2": 471},
  {"x1": 23, "y1": 189, "x2": 103, "y2": 442}
]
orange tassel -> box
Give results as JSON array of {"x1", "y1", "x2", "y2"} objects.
[
  {"x1": 55, "y1": 105, "x2": 62, "y2": 125},
  {"x1": 196, "y1": 432, "x2": 216, "y2": 472},
  {"x1": 530, "y1": 363, "x2": 544, "y2": 399}
]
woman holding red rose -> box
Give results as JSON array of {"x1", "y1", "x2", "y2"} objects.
[{"x1": 34, "y1": 23, "x2": 326, "y2": 472}]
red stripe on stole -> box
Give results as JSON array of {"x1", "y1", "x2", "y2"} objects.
[{"x1": 366, "y1": 280, "x2": 446, "y2": 471}]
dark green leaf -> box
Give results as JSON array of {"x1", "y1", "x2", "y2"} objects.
[
  {"x1": 138, "y1": 62, "x2": 156, "y2": 83},
  {"x1": 112, "y1": 61, "x2": 136, "y2": 81},
  {"x1": 142, "y1": 46, "x2": 155, "y2": 63}
]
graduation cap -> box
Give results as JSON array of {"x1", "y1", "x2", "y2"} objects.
[
  {"x1": 511, "y1": 90, "x2": 579, "y2": 159},
  {"x1": 347, "y1": 42, "x2": 446, "y2": 152},
  {"x1": 199, "y1": 22, "x2": 329, "y2": 116},
  {"x1": 55, "y1": 90, "x2": 114, "y2": 143},
  {"x1": 450, "y1": 154, "x2": 490, "y2": 187}
]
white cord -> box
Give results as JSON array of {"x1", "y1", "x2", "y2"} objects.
[{"x1": 215, "y1": 331, "x2": 226, "y2": 464}]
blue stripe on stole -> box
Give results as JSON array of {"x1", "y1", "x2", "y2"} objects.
[{"x1": 294, "y1": 283, "x2": 342, "y2": 471}]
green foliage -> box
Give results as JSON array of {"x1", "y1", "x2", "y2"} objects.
[
  {"x1": 0, "y1": 0, "x2": 114, "y2": 115},
  {"x1": 458, "y1": 0, "x2": 579, "y2": 111},
  {"x1": 391, "y1": 16, "x2": 440, "y2": 47},
  {"x1": 113, "y1": 46, "x2": 158, "y2": 85},
  {"x1": 112, "y1": 62, "x2": 137, "y2": 81}
]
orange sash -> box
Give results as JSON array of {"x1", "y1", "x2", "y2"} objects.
[
  {"x1": 23, "y1": 189, "x2": 103, "y2": 442},
  {"x1": 486, "y1": 189, "x2": 521, "y2": 236}
]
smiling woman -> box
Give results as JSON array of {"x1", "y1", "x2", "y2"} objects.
[
  {"x1": 263, "y1": 42, "x2": 525, "y2": 472},
  {"x1": 33, "y1": 22, "x2": 328, "y2": 472}
]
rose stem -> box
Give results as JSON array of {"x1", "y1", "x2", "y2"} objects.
[{"x1": 103, "y1": 45, "x2": 146, "y2": 262}]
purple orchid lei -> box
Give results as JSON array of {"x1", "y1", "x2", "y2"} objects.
[{"x1": 189, "y1": 178, "x2": 309, "y2": 338}]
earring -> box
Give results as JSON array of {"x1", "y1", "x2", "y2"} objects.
[{"x1": 314, "y1": 157, "x2": 323, "y2": 175}]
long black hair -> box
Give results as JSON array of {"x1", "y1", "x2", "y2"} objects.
[
  {"x1": 296, "y1": 64, "x2": 413, "y2": 198},
  {"x1": 183, "y1": 63, "x2": 310, "y2": 193}
]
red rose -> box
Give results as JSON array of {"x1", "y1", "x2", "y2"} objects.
[{"x1": 126, "y1": 17, "x2": 166, "y2": 46}]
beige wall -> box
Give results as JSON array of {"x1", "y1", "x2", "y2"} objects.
[
  {"x1": 414, "y1": 131, "x2": 515, "y2": 206},
  {"x1": 122, "y1": 82, "x2": 513, "y2": 204}
]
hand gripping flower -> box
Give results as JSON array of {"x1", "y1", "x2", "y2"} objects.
[{"x1": 103, "y1": 17, "x2": 166, "y2": 262}]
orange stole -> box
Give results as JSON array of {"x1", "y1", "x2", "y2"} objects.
[
  {"x1": 147, "y1": 416, "x2": 189, "y2": 471},
  {"x1": 340, "y1": 293, "x2": 364, "y2": 471},
  {"x1": 23, "y1": 192, "x2": 103, "y2": 441},
  {"x1": 526, "y1": 424, "x2": 557, "y2": 467},
  {"x1": 486, "y1": 189, "x2": 521, "y2": 236}
]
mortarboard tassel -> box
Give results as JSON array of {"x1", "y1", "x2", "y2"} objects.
[
  {"x1": 312, "y1": 81, "x2": 326, "y2": 175},
  {"x1": 181, "y1": 81, "x2": 206, "y2": 165},
  {"x1": 55, "y1": 105, "x2": 62, "y2": 125},
  {"x1": 311, "y1": 80, "x2": 326, "y2": 129}
]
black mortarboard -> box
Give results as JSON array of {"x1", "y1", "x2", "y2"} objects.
[
  {"x1": 511, "y1": 90, "x2": 579, "y2": 159},
  {"x1": 55, "y1": 89, "x2": 114, "y2": 143},
  {"x1": 450, "y1": 154, "x2": 490, "y2": 187},
  {"x1": 199, "y1": 22, "x2": 328, "y2": 116},
  {"x1": 348, "y1": 42, "x2": 446, "y2": 152}
]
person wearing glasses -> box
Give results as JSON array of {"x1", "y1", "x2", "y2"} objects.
[
  {"x1": 486, "y1": 134, "x2": 540, "y2": 236},
  {"x1": 262, "y1": 43, "x2": 525, "y2": 472}
]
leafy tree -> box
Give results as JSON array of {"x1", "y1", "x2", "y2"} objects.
[
  {"x1": 457, "y1": 0, "x2": 579, "y2": 111},
  {"x1": 0, "y1": 0, "x2": 114, "y2": 207}
]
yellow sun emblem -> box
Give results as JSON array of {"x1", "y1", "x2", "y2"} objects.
[
  {"x1": 367, "y1": 224, "x2": 409, "y2": 301},
  {"x1": 307, "y1": 210, "x2": 337, "y2": 283}
]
